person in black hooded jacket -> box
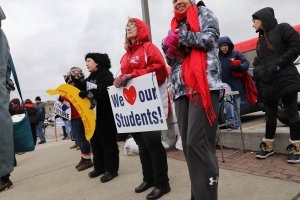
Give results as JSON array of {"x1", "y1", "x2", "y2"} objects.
[
  {"x1": 252, "y1": 7, "x2": 300, "y2": 163},
  {"x1": 79, "y1": 52, "x2": 119, "y2": 183}
]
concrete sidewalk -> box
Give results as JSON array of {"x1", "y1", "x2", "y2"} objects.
[{"x1": 1, "y1": 140, "x2": 300, "y2": 200}]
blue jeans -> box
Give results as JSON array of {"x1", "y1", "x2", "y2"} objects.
[
  {"x1": 36, "y1": 121, "x2": 46, "y2": 142},
  {"x1": 64, "y1": 120, "x2": 71, "y2": 138},
  {"x1": 224, "y1": 95, "x2": 241, "y2": 128},
  {"x1": 71, "y1": 118, "x2": 90, "y2": 154}
]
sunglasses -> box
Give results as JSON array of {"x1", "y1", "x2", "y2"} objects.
[{"x1": 125, "y1": 24, "x2": 136, "y2": 30}]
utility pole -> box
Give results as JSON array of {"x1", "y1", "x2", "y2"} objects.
[{"x1": 141, "y1": 0, "x2": 152, "y2": 40}]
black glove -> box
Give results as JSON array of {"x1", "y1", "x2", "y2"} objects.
[
  {"x1": 73, "y1": 77, "x2": 86, "y2": 90},
  {"x1": 79, "y1": 90, "x2": 89, "y2": 98}
]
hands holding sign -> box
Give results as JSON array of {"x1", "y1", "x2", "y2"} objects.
[{"x1": 113, "y1": 74, "x2": 132, "y2": 88}]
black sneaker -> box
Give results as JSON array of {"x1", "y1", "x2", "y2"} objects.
[
  {"x1": 256, "y1": 142, "x2": 274, "y2": 159},
  {"x1": 0, "y1": 179, "x2": 13, "y2": 193},
  {"x1": 38, "y1": 141, "x2": 46, "y2": 144},
  {"x1": 286, "y1": 144, "x2": 300, "y2": 164}
]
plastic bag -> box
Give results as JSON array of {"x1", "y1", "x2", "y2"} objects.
[{"x1": 124, "y1": 137, "x2": 139, "y2": 156}]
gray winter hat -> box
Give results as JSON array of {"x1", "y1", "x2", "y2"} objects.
[{"x1": 0, "y1": 6, "x2": 6, "y2": 20}]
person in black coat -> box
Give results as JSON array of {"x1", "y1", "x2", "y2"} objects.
[
  {"x1": 79, "y1": 52, "x2": 119, "y2": 183},
  {"x1": 252, "y1": 7, "x2": 300, "y2": 163},
  {"x1": 24, "y1": 99, "x2": 38, "y2": 145}
]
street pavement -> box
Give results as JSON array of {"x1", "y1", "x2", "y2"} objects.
[{"x1": 1, "y1": 135, "x2": 300, "y2": 200}]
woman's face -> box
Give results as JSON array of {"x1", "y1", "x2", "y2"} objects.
[
  {"x1": 86, "y1": 58, "x2": 98, "y2": 72},
  {"x1": 126, "y1": 22, "x2": 137, "y2": 41},
  {"x1": 252, "y1": 19, "x2": 263, "y2": 32},
  {"x1": 173, "y1": 0, "x2": 192, "y2": 13}
]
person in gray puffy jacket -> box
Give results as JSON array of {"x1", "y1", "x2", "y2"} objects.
[{"x1": 162, "y1": 1, "x2": 222, "y2": 199}]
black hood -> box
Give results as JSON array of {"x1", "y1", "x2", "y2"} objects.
[{"x1": 252, "y1": 7, "x2": 278, "y2": 33}]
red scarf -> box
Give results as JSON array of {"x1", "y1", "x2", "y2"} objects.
[
  {"x1": 231, "y1": 71, "x2": 258, "y2": 105},
  {"x1": 171, "y1": 4, "x2": 216, "y2": 126}
]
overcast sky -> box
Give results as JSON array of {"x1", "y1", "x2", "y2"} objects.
[{"x1": 1, "y1": 0, "x2": 300, "y2": 101}]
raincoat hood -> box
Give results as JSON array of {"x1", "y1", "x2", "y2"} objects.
[
  {"x1": 252, "y1": 7, "x2": 278, "y2": 33},
  {"x1": 128, "y1": 18, "x2": 151, "y2": 46},
  {"x1": 0, "y1": 6, "x2": 6, "y2": 20}
]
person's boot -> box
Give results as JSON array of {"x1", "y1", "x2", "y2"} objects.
[
  {"x1": 286, "y1": 139, "x2": 300, "y2": 164},
  {"x1": 88, "y1": 169, "x2": 104, "y2": 178},
  {"x1": 77, "y1": 158, "x2": 93, "y2": 171},
  {"x1": 70, "y1": 144, "x2": 78, "y2": 149},
  {"x1": 256, "y1": 138, "x2": 274, "y2": 159},
  {"x1": 0, "y1": 176, "x2": 13, "y2": 193},
  {"x1": 100, "y1": 171, "x2": 118, "y2": 183},
  {"x1": 75, "y1": 157, "x2": 84, "y2": 169}
]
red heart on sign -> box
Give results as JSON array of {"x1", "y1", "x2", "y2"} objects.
[{"x1": 123, "y1": 86, "x2": 137, "y2": 105}]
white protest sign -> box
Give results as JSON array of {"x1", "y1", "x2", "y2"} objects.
[
  {"x1": 55, "y1": 117, "x2": 65, "y2": 127},
  {"x1": 53, "y1": 101, "x2": 71, "y2": 120},
  {"x1": 108, "y1": 73, "x2": 168, "y2": 133}
]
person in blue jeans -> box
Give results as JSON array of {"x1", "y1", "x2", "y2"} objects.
[
  {"x1": 63, "y1": 119, "x2": 71, "y2": 140},
  {"x1": 35, "y1": 96, "x2": 46, "y2": 144},
  {"x1": 63, "y1": 67, "x2": 93, "y2": 171},
  {"x1": 218, "y1": 36, "x2": 250, "y2": 129},
  {"x1": 220, "y1": 83, "x2": 241, "y2": 129}
]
